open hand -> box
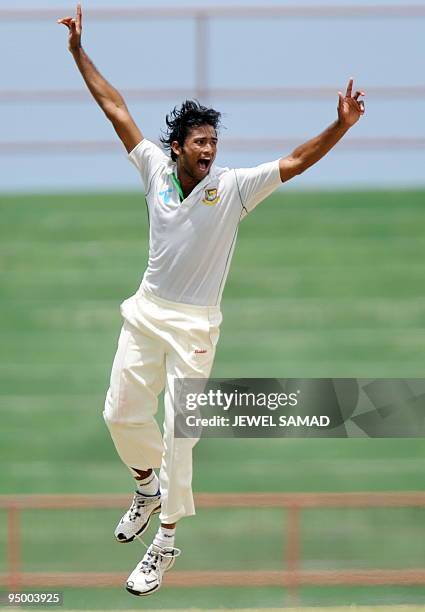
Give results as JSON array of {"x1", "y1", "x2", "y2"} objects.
[
  {"x1": 338, "y1": 78, "x2": 365, "y2": 128},
  {"x1": 57, "y1": 3, "x2": 82, "y2": 52}
]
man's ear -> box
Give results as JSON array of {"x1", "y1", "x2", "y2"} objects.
[{"x1": 171, "y1": 140, "x2": 181, "y2": 158}]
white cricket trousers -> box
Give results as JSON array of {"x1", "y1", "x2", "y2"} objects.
[{"x1": 103, "y1": 285, "x2": 222, "y2": 524}]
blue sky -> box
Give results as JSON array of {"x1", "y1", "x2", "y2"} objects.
[{"x1": 1, "y1": 0, "x2": 424, "y2": 192}]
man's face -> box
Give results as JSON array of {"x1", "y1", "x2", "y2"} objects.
[{"x1": 172, "y1": 125, "x2": 218, "y2": 182}]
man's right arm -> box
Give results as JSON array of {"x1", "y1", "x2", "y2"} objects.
[{"x1": 58, "y1": 4, "x2": 142, "y2": 153}]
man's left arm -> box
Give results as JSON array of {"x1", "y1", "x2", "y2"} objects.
[{"x1": 279, "y1": 78, "x2": 365, "y2": 183}]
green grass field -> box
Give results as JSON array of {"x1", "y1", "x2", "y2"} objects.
[
  {"x1": 1, "y1": 189, "x2": 425, "y2": 609},
  {"x1": 47, "y1": 608, "x2": 425, "y2": 612},
  {"x1": 4, "y1": 607, "x2": 424, "y2": 612},
  {"x1": 4, "y1": 608, "x2": 425, "y2": 612}
]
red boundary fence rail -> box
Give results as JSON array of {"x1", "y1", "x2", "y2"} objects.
[
  {"x1": 2, "y1": 138, "x2": 425, "y2": 155},
  {"x1": 0, "y1": 136, "x2": 425, "y2": 156},
  {"x1": 1, "y1": 492, "x2": 425, "y2": 602}
]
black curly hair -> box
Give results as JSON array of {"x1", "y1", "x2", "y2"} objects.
[{"x1": 160, "y1": 100, "x2": 222, "y2": 161}]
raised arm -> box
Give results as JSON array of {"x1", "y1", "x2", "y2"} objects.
[
  {"x1": 57, "y1": 4, "x2": 142, "y2": 153},
  {"x1": 279, "y1": 78, "x2": 365, "y2": 183}
]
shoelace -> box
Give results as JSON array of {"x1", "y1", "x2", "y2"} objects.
[
  {"x1": 140, "y1": 549, "x2": 161, "y2": 574},
  {"x1": 140, "y1": 547, "x2": 181, "y2": 574},
  {"x1": 134, "y1": 535, "x2": 181, "y2": 574},
  {"x1": 128, "y1": 491, "x2": 159, "y2": 522}
]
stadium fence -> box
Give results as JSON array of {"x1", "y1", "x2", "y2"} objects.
[{"x1": 1, "y1": 491, "x2": 425, "y2": 603}]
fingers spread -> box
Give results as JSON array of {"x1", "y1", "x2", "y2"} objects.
[{"x1": 345, "y1": 78, "x2": 354, "y2": 98}]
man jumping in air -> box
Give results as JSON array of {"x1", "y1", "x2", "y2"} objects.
[{"x1": 58, "y1": 4, "x2": 365, "y2": 597}]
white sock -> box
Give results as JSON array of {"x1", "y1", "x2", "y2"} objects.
[
  {"x1": 153, "y1": 526, "x2": 175, "y2": 550},
  {"x1": 134, "y1": 471, "x2": 159, "y2": 497}
]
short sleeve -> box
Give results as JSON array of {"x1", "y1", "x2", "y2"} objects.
[
  {"x1": 234, "y1": 160, "x2": 281, "y2": 219},
  {"x1": 128, "y1": 139, "x2": 168, "y2": 194}
]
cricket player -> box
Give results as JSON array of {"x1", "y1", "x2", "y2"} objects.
[{"x1": 58, "y1": 4, "x2": 365, "y2": 597}]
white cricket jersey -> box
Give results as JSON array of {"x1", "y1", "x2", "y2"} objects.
[{"x1": 128, "y1": 139, "x2": 281, "y2": 306}]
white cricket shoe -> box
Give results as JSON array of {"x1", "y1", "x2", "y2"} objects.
[
  {"x1": 114, "y1": 490, "x2": 161, "y2": 543},
  {"x1": 126, "y1": 543, "x2": 180, "y2": 596}
]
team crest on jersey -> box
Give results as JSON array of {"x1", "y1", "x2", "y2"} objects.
[{"x1": 202, "y1": 188, "x2": 220, "y2": 206}]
